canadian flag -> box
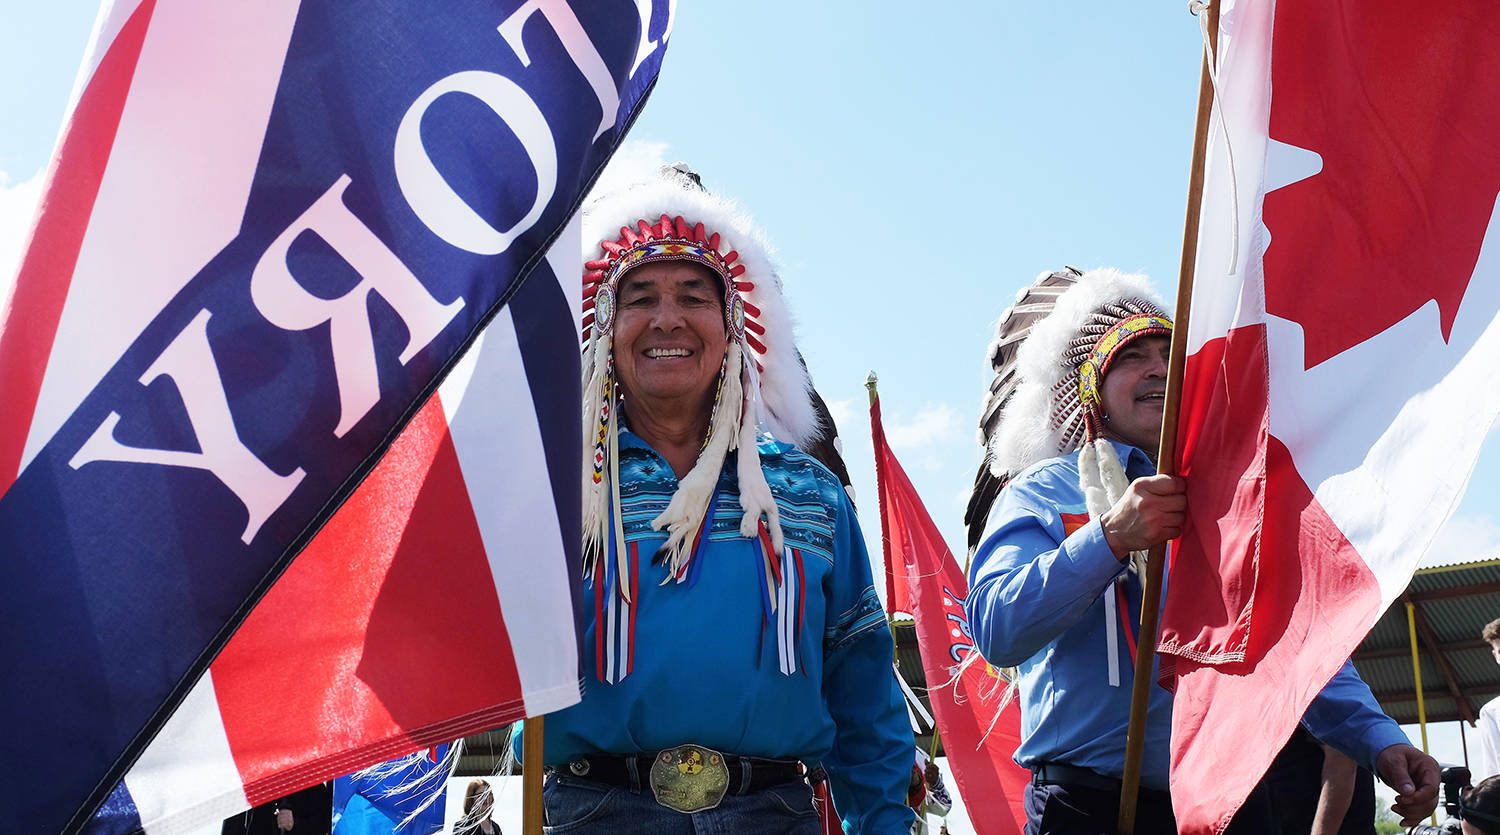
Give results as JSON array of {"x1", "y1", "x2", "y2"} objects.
[{"x1": 1158, "y1": 1, "x2": 1500, "y2": 832}]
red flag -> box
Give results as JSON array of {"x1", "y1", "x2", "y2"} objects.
[
  {"x1": 870, "y1": 394, "x2": 1028, "y2": 835},
  {"x1": 1158, "y1": 2, "x2": 1500, "y2": 832}
]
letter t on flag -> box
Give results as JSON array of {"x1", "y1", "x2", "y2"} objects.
[{"x1": 869, "y1": 383, "x2": 1028, "y2": 835}]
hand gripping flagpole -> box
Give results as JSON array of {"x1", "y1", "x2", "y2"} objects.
[{"x1": 1117, "y1": 0, "x2": 1219, "y2": 831}]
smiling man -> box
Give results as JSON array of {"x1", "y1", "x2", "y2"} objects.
[
  {"x1": 964, "y1": 268, "x2": 1438, "y2": 834},
  {"x1": 519, "y1": 165, "x2": 915, "y2": 834}
]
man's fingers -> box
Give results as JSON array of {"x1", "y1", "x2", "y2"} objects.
[{"x1": 1137, "y1": 474, "x2": 1186, "y2": 495}]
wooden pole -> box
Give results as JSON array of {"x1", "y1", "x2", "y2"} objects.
[
  {"x1": 523, "y1": 715, "x2": 546, "y2": 835},
  {"x1": 1117, "y1": 1, "x2": 1219, "y2": 831},
  {"x1": 867, "y1": 371, "x2": 901, "y2": 666}
]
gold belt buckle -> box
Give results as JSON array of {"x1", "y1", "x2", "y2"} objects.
[{"x1": 648, "y1": 744, "x2": 730, "y2": 813}]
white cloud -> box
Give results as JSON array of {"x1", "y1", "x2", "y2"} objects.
[
  {"x1": 0, "y1": 169, "x2": 45, "y2": 305},
  {"x1": 1422, "y1": 512, "x2": 1500, "y2": 569},
  {"x1": 885, "y1": 403, "x2": 961, "y2": 450},
  {"x1": 825, "y1": 397, "x2": 854, "y2": 436},
  {"x1": 588, "y1": 139, "x2": 671, "y2": 200}
]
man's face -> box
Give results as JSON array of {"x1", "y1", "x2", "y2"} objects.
[
  {"x1": 1490, "y1": 639, "x2": 1500, "y2": 666},
  {"x1": 613, "y1": 260, "x2": 728, "y2": 410},
  {"x1": 1098, "y1": 334, "x2": 1171, "y2": 455}
]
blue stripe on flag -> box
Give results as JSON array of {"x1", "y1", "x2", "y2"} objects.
[{"x1": 80, "y1": 781, "x2": 142, "y2": 835}]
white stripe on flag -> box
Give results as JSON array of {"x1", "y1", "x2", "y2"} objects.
[
  {"x1": 23, "y1": 0, "x2": 302, "y2": 470},
  {"x1": 442, "y1": 213, "x2": 582, "y2": 712},
  {"x1": 120, "y1": 674, "x2": 247, "y2": 835}
]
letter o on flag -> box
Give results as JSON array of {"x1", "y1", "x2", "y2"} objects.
[{"x1": 394, "y1": 70, "x2": 557, "y2": 255}]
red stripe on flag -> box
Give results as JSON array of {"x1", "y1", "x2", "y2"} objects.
[
  {"x1": 212, "y1": 396, "x2": 524, "y2": 798},
  {"x1": 0, "y1": 0, "x2": 159, "y2": 489},
  {"x1": 1161, "y1": 325, "x2": 1382, "y2": 831},
  {"x1": 871, "y1": 395, "x2": 1027, "y2": 834}
]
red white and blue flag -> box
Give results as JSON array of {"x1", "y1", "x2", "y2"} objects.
[
  {"x1": 1158, "y1": 1, "x2": 1500, "y2": 831},
  {"x1": 0, "y1": 2, "x2": 672, "y2": 833}
]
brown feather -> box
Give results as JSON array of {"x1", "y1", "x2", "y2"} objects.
[{"x1": 965, "y1": 267, "x2": 1082, "y2": 554}]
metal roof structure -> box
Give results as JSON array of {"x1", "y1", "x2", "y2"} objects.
[{"x1": 1352, "y1": 559, "x2": 1500, "y2": 727}]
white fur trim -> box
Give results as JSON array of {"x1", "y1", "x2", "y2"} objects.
[
  {"x1": 649, "y1": 343, "x2": 744, "y2": 576},
  {"x1": 737, "y1": 393, "x2": 783, "y2": 553}
]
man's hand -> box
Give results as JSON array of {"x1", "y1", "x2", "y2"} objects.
[
  {"x1": 1375, "y1": 743, "x2": 1441, "y2": 825},
  {"x1": 275, "y1": 808, "x2": 294, "y2": 832},
  {"x1": 1099, "y1": 474, "x2": 1186, "y2": 558}
]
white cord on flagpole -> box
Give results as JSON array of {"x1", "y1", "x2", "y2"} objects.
[{"x1": 1189, "y1": 0, "x2": 1240, "y2": 276}]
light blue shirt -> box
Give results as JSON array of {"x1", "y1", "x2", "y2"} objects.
[
  {"x1": 523, "y1": 430, "x2": 915, "y2": 834},
  {"x1": 966, "y1": 440, "x2": 1406, "y2": 790}
]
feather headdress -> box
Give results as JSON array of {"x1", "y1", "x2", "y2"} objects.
[
  {"x1": 965, "y1": 267, "x2": 1171, "y2": 564},
  {"x1": 580, "y1": 164, "x2": 818, "y2": 586}
]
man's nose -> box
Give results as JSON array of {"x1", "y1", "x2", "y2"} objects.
[{"x1": 651, "y1": 298, "x2": 686, "y2": 328}]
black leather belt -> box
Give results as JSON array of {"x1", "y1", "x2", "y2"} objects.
[
  {"x1": 563, "y1": 753, "x2": 802, "y2": 794},
  {"x1": 1031, "y1": 762, "x2": 1125, "y2": 793}
]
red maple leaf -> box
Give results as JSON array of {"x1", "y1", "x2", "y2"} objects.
[{"x1": 1263, "y1": 3, "x2": 1500, "y2": 369}]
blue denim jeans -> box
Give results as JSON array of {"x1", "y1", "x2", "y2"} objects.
[{"x1": 542, "y1": 772, "x2": 823, "y2": 834}]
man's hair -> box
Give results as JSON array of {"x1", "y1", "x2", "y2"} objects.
[
  {"x1": 1468, "y1": 775, "x2": 1500, "y2": 835},
  {"x1": 1482, "y1": 618, "x2": 1500, "y2": 644}
]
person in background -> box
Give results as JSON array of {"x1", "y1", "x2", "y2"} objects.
[
  {"x1": 907, "y1": 748, "x2": 951, "y2": 835},
  {"x1": 222, "y1": 783, "x2": 332, "y2": 835},
  {"x1": 453, "y1": 779, "x2": 499, "y2": 835},
  {"x1": 1472, "y1": 619, "x2": 1500, "y2": 784}
]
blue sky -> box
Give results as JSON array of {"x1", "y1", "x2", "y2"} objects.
[{"x1": 3, "y1": 0, "x2": 1494, "y2": 810}]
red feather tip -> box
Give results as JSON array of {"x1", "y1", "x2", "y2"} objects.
[
  {"x1": 745, "y1": 319, "x2": 765, "y2": 336},
  {"x1": 722, "y1": 250, "x2": 739, "y2": 265},
  {"x1": 746, "y1": 333, "x2": 767, "y2": 354},
  {"x1": 692, "y1": 222, "x2": 707, "y2": 245},
  {"x1": 600, "y1": 240, "x2": 625, "y2": 257},
  {"x1": 729, "y1": 264, "x2": 746, "y2": 278},
  {"x1": 585, "y1": 258, "x2": 611, "y2": 270},
  {"x1": 583, "y1": 297, "x2": 596, "y2": 311},
  {"x1": 742, "y1": 300, "x2": 762, "y2": 318},
  {"x1": 620, "y1": 225, "x2": 640, "y2": 246},
  {"x1": 735, "y1": 281, "x2": 755, "y2": 292},
  {"x1": 674, "y1": 216, "x2": 691, "y2": 238},
  {"x1": 708, "y1": 232, "x2": 721, "y2": 252},
  {"x1": 637, "y1": 219, "x2": 654, "y2": 239}
]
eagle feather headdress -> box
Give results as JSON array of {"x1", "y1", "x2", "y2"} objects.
[{"x1": 964, "y1": 267, "x2": 1172, "y2": 561}]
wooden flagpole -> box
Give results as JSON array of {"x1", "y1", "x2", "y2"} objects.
[
  {"x1": 1117, "y1": 0, "x2": 1219, "y2": 831},
  {"x1": 867, "y1": 372, "x2": 902, "y2": 666},
  {"x1": 523, "y1": 715, "x2": 545, "y2": 835}
]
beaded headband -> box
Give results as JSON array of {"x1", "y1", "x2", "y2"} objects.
[
  {"x1": 1077, "y1": 313, "x2": 1174, "y2": 411},
  {"x1": 583, "y1": 215, "x2": 755, "y2": 351}
]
